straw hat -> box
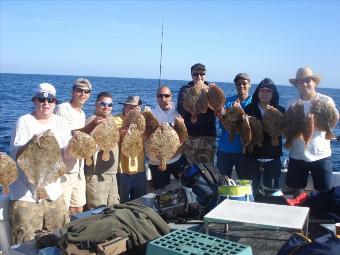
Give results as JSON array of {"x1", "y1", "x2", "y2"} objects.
[{"x1": 289, "y1": 67, "x2": 321, "y2": 86}]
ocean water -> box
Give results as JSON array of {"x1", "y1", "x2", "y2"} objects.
[{"x1": 0, "y1": 73, "x2": 339, "y2": 171}]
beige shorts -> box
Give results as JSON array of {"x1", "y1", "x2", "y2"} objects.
[
  {"x1": 61, "y1": 172, "x2": 86, "y2": 208},
  {"x1": 10, "y1": 195, "x2": 68, "y2": 245},
  {"x1": 86, "y1": 174, "x2": 120, "y2": 209}
]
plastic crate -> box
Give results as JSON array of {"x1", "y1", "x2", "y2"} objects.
[{"x1": 147, "y1": 229, "x2": 252, "y2": 255}]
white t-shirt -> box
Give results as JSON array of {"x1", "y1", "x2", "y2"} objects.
[
  {"x1": 55, "y1": 102, "x2": 86, "y2": 174},
  {"x1": 286, "y1": 93, "x2": 338, "y2": 162},
  {"x1": 147, "y1": 103, "x2": 182, "y2": 165},
  {"x1": 9, "y1": 114, "x2": 72, "y2": 202}
]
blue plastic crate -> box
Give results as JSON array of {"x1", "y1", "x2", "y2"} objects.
[{"x1": 147, "y1": 229, "x2": 252, "y2": 255}]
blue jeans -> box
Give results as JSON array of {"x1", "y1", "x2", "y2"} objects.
[
  {"x1": 217, "y1": 150, "x2": 245, "y2": 178},
  {"x1": 243, "y1": 157, "x2": 281, "y2": 197},
  {"x1": 117, "y1": 172, "x2": 147, "y2": 203},
  {"x1": 286, "y1": 157, "x2": 332, "y2": 191}
]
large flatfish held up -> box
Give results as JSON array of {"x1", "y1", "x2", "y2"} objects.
[
  {"x1": 146, "y1": 123, "x2": 180, "y2": 171},
  {"x1": 16, "y1": 130, "x2": 66, "y2": 200},
  {"x1": 69, "y1": 131, "x2": 97, "y2": 166},
  {"x1": 143, "y1": 106, "x2": 160, "y2": 140},
  {"x1": 281, "y1": 102, "x2": 305, "y2": 148},
  {"x1": 121, "y1": 124, "x2": 144, "y2": 167},
  {"x1": 92, "y1": 116, "x2": 120, "y2": 161},
  {"x1": 246, "y1": 116, "x2": 263, "y2": 153},
  {"x1": 183, "y1": 82, "x2": 209, "y2": 123},
  {"x1": 207, "y1": 83, "x2": 226, "y2": 111},
  {"x1": 0, "y1": 152, "x2": 18, "y2": 193},
  {"x1": 310, "y1": 99, "x2": 339, "y2": 140},
  {"x1": 239, "y1": 115, "x2": 252, "y2": 154},
  {"x1": 220, "y1": 101, "x2": 245, "y2": 141},
  {"x1": 262, "y1": 106, "x2": 283, "y2": 146},
  {"x1": 123, "y1": 107, "x2": 146, "y2": 134}
]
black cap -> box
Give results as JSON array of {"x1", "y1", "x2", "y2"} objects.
[
  {"x1": 233, "y1": 73, "x2": 251, "y2": 83},
  {"x1": 191, "y1": 63, "x2": 206, "y2": 73}
]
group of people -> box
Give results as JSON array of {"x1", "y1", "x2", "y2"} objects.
[{"x1": 7, "y1": 64, "x2": 338, "y2": 244}]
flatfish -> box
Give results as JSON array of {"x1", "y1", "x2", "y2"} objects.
[
  {"x1": 220, "y1": 101, "x2": 245, "y2": 141},
  {"x1": 239, "y1": 115, "x2": 252, "y2": 154},
  {"x1": 123, "y1": 107, "x2": 146, "y2": 134},
  {"x1": 146, "y1": 123, "x2": 180, "y2": 171},
  {"x1": 281, "y1": 102, "x2": 305, "y2": 148},
  {"x1": 207, "y1": 83, "x2": 226, "y2": 111},
  {"x1": 143, "y1": 106, "x2": 160, "y2": 140},
  {"x1": 69, "y1": 131, "x2": 97, "y2": 166},
  {"x1": 92, "y1": 116, "x2": 120, "y2": 161},
  {"x1": 246, "y1": 116, "x2": 263, "y2": 153},
  {"x1": 310, "y1": 99, "x2": 339, "y2": 140},
  {"x1": 262, "y1": 106, "x2": 283, "y2": 146},
  {"x1": 183, "y1": 82, "x2": 209, "y2": 123},
  {"x1": 0, "y1": 152, "x2": 18, "y2": 193},
  {"x1": 121, "y1": 124, "x2": 144, "y2": 167},
  {"x1": 16, "y1": 130, "x2": 66, "y2": 200}
]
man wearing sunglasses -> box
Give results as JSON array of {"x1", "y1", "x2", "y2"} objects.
[
  {"x1": 147, "y1": 86, "x2": 188, "y2": 189},
  {"x1": 9, "y1": 83, "x2": 73, "y2": 244},
  {"x1": 83, "y1": 92, "x2": 120, "y2": 209},
  {"x1": 216, "y1": 73, "x2": 252, "y2": 179},
  {"x1": 177, "y1": 63, "x2": 216, "y2": 164},
  {"x1": 55, "y1": 78, "x2": 92, "y2": 215}
]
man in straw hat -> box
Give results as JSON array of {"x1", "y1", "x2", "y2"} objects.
[{"x1": 285, "y1": 67, "x2": 339, "y2": 193}]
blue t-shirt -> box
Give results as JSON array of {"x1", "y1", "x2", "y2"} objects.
[{"x1": 217, "y1": 95, "x2": 252, "y2": 153}]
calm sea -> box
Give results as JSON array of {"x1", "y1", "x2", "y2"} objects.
[{"x1": 0, "y1": 73, "x2": 339, "y2": 171}]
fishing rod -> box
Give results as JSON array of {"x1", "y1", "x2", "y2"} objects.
[{"x1": 158, "y1": 17, "x2": 164, "y2": 88}]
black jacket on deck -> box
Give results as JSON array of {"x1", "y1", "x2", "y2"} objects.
[
  {"x1": 244, "y1": 79, "x2": 285, "y2": 159},
  {"x1": 177, "y1": 81, "x2": 216, "y2": 137}
]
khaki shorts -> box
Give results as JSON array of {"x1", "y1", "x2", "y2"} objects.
[
  {"x1": 86, "y1": 174, "x2": 120, "y2": 209},
  {"x1": 10, "y1": 195, "x2": 68, "y2": 244},
  {"x1": 183, "y1": 136, "x2": 216, "y2": 164},
  {"x1": 61, "y1": 172, "x2": 86, "y2": 208}
]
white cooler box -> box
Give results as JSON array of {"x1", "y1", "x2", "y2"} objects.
[{"x1": 0, "y1": 194, "x2": 12, "y2": 254}]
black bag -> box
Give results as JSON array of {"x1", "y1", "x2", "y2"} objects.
[
  {"x1": 181, "y1": 163, "x2": 226, "y2": 211},
  {"x1": 277, "y1": 231, "x2": 340, "y2": 255},
  {"x1": 153, "y1": 187, "x2": 203, "y2": 223}
]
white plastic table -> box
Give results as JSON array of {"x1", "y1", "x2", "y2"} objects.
[{"x1": 204, "y1": 199, "x2": 310, "y2": 235}]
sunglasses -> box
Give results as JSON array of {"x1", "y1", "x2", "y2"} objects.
[
  {"x1": 157, "y1": 94, "x2": 171, "y2": 98},
  {"x1": 97, "y1": 101, "x2": 113, "y2": 107},
  {"x1": 74, "y1": 88, "x2": 91, "y2": 94},
  {"x1": 37, "y1": 98, "x2": 56, "y2": 104},
  {"x1": 236, "y1": 81, "x2": 248, "y2": 86},
  {"x1": 259, "y1": 88, "x2": 273, "y2": 93},
  {"x1": 192, "y1": 72, "x2": 206, "y2": 77}
]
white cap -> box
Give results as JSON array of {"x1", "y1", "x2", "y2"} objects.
[{"x1": 33, "y1": 83, "x2": 57, "y2": 99}]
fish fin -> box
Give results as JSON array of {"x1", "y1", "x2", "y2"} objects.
[
  {"x1": 102, "y1": 151, "x2": 110, "y2": 161},
  {"x1": 325, "y1": 130, "x2": 334, "y2": 140},
  {"x1": 36, "y1": 186, "x2": 48, "y2": 200}
]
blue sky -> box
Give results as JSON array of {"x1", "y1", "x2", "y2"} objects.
[{"x1": 1, "y1": 0, "x2": 340, "y2": 88}]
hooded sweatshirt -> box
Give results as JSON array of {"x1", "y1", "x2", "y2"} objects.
[{"x1": 244, "y1": 78, "x2": 285, "y2": 159}]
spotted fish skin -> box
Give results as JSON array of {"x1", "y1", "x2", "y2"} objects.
[
  {"x1": 146, "y1": 123, "x2": 180, "y2": 171},
  {"x1": 143, "y1": 106, "x2": 160, "y2": 140},
  {"x1": 239, "y1": 115, "x2": 252, "y2": 154},
  {"x1": 220, "y1": 101, "x2": 245, "y2": 141},
  {"x1": 281, "y1": 102, "x2": 305, "y2": 149},
  {"x1": 121, "y1": 124, "x2": 143, "y2": 167},
  {"x1": 247, "y1": 116, "x2": 263, "y2": 153},
  {"x1": 123, "y1": 107, "x2": 146, "y2": 134},
  {"x1": 262, "y1": 106, "x2": 283, "y2": 146},
  {"x1": 69, "y1": 131, "x2": 97, "y2": 166},
  {"x1": 92, "y1": 116, "x2": 120, "y2": 161},
  {"x1": 207, "y1": 83, "x2": 226, "y2": 111},
  {"x1": 16, "y1": 130, "x2": 65, "y2": 200},
  {"x1": 0, "y1": 152, "x2": 18, "y2": 193},
  {"x1": 310, "y1": 99, "x2": 339, "y2": 140},
  {"x1": 183, "y1": 82, "x2": 209, "y2": 123}
]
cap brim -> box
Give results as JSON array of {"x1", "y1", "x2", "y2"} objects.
[
  {"x1": 289, "y1": 75, "x2": 321, "y2": 86},
  {"x1": 34, "y1": 92, "x2": 56, "y2": 99}
]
